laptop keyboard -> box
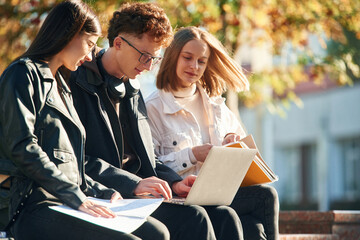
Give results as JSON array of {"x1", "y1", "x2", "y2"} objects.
[{"x1": 163, "y1": 197, "x2": 186, "y2": 205}]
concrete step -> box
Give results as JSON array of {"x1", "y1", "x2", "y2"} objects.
[{"x1": 279, "y1": 234, "x2": 339, "y2": 240}]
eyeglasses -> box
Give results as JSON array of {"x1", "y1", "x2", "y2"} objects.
[{"x1": 120, "y1": 36, "x2": 162, "y2": 66}]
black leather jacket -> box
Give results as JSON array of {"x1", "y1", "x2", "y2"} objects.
[
  {"x1": 0, "y1": 58, "x2": 115, "y2": 225},
  {"x1": 69, "y1": 52, "x2": 182, "y2": 197}
]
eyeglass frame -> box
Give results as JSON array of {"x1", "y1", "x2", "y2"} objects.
[{"x1": 119, "y1": 36, "x2": 162, "y2": 66}]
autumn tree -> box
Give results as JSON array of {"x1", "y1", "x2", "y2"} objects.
[
  {"x1": 1, "y1": 0, "x2": 359, "y2": 114},
  {"x1": 157, "y1": 0, "x2": 360, "y2": 114},
  {"x1": 0, "y1": 0, "x2": 54, "y2": 72},
  {"x1": 0, "y1": 0, "x2": 127, "y2": 73}
]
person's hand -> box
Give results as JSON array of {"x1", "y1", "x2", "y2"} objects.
[
  {"x1": 134, "y1": 176, "x2": 172, "y2": 200},
  {"x1": 172, "y1": 175, "x2": 197, "y2": 197},
  {"x1": 192, "y1": 144, "x2": 213, "y2": 162},
  {"x1": 222, "y1": 133, "x2": 241, "y2": 145},
  {"x1": 110, "y1": 191, "x2": 123, "y2": 203},
  {"x1": 78, "y1": 199, "x2": 116, "y2": 218}
]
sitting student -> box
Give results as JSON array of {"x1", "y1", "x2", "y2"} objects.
[
  {"x1": 146, "y1": 26, "x2": 280, "y2": 240},
  {"x1": 0, "y1": 1, "x2": 169, "y2": 239},
  {"x1": 69, "y1": 3, "x2": 244, "y2": 240}
]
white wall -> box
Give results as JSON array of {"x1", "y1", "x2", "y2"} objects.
[{"x1": 239, "y1": 84, "x2": 360, "y2": 209}]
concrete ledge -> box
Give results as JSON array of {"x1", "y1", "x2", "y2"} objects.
[
  {"x1": 279, "y1": 234, "x2": 339, "y2": 240},
  {"x1": 280, "y1": 211, "x2": 334, "y2": 234},
  {"x1": 279, "y1": 210, "x2": 360, "y2": 240}
]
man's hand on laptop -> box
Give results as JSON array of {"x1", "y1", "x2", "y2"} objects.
[
  {"x1": 172, "y1": 175, "x2": 197, "y2": 197},
  {"x1": 134, "y1": 176, "x2": 172, "y2": 199}
]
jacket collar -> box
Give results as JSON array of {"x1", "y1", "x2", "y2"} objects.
[
  {"x1": 83, "y1": 48, "x2": 105, "y2": 85},
  {"x1": 26, "y1": 58, "x2": 72, "y2": 95},
  {"x1": 32, "y1": 60, "x2": 54, "y2": 81},
  {"x1": 73, "y1": 49, "x2": 106, "y2": 93},
  {"x1": 18, "y1": 58, "x2": 54, "y2": 83},
  {"x1": 158, "y1": 90, "x2": 182, "y2": 114},
  {"x1": 158, "y1": 83, "x2": 225, "y2": 114}
]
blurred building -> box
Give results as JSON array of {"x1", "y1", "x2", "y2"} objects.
[
  {"x1": 239, "y1": 82, "x2": 360, "y2": 211},
  {"x1": 235, "y1": 31, "x2": 360, "y2": 211}
]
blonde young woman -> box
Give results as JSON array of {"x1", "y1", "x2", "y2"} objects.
[{"x1": 146, "y1": 26, "x2": 279, "y2": 240}]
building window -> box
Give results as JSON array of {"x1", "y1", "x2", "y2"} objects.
[
  {"x1": 338, "y1": 137, "x2": 360, "y2": 199},
  {"x1": 275, "y1": 146, "x2": 301, "y2": 204},
  {"x1": 275, "y1": 143, "x2": 317, "y2": 210}
]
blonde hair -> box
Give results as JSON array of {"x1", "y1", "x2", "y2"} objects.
[{"x1": 156, "y1": 26, "x2": 249, "y2": 97}]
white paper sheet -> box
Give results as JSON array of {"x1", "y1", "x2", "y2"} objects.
[{"x1": 49, "y1": 197, "x2": 163, "y2": 233}]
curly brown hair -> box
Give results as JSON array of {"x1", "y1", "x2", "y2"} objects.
[{"x1": 107, "y1": 2, "x2": 173, "y2": 48}]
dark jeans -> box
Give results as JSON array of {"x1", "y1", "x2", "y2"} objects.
[
  {"x1": 11, "y1": 203, "x2": 169, "y2": 240},
  {"x1": 231, "y1": 185, "x2": 279, "y2": 240},
  {"x1": 151, "y1": 203, "x2": 243, "y2": 240}
]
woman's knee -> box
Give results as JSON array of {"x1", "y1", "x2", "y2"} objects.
[{"x1": 261, "y1": 185, "x2": 279, "y2": 207}]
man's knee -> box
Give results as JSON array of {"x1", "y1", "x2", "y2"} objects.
[
  {"x1": 215, "y1": 205, "x2": 239, "y2": 220},
  {"x1": 183, "y1": 205, "x2": 211, "y2": 224},
  {"x1": 133, "y1": 216, "x2": 170, "y2": 240}
]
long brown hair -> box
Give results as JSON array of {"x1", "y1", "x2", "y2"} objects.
[
  {"x1": 20, "y1": 0, "x2": 101, "y2": 62},
  {"x1": 157, "y1": 26, "x2": 249, "y2": 97}
]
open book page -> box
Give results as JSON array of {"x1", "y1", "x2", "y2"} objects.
[
  {"x1": 49, "y1": 197, "x2": 163, "y2": 233},
  {"x1": 224, "y1": 135, "x2": 278, "y2": 187}
]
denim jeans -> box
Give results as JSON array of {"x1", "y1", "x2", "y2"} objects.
[{"x1": 230, "y1": 184, "x2": 279, "y2": 240}]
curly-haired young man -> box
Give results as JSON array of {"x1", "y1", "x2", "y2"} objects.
[{"x1": 69, "y1": 2, "x2": 244, "y2": 240}]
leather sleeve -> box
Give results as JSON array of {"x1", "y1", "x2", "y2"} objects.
[
  {"x1": 83, "y1": 173, "x2": 117, "y2": 199},
  {"x1": 155, "y1": 161, "x2": 183, "y2": 187},
  {"x1": 85, "y1": 155, "x2": 142, "y2": 198}
]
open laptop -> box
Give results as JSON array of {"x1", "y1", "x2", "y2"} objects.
[{"x1": 164, "y1": 146, "x2": 257, "y2": 206}]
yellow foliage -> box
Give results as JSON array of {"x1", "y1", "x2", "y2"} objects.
[
  {"x1": 208, "y1": 22, "x2": 223, "y2": 33},
  {"x1": 11, "y1": 0, "x2": 20, "y2": 6},
  {"x1": 222, "y1": 4, "x2": 231, "y2": 13},
  {"x1": 0, "y1": 0, "x2": 359, "y2": 109},
  {"x1": 253, "y1": 11, "x2": 269, "y2": 28}
]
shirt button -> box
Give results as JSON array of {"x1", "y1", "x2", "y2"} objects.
[
  {"x1": 182, "y1": 163, "x2": 187, "y2": 168},
  {"x1": 173, "y1": 141, "x2": 177, "y2": 146}
]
